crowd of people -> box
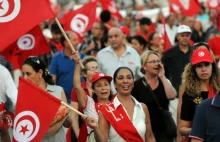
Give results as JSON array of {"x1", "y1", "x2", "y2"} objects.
[{"x1": 1, "y1": 0, "x2": 220, "y2": 142}]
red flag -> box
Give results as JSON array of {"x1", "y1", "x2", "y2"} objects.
[
  {"x1": 99, "y1": 0, "x2": 123, "y2": 21},
  {"x1": 60, "y1": 1, "x2": 97, "y2": 42},
  {"x1": 1, "y1": 26, "x2": 51, "y2": 70},
  {"x1": 159, "y1": 17, "x2": 172, "y2": 52},
  {"x1": 13, "y1": 77, "x2": 61, "y2": 142},
  {"x1": 0, "y1": 0, "x2": 55, "y2": 52},
  {"x1": 207, "y1": 0, "x2": 219, "y2": 10},
  {"x1": 169, "y1": 0, "x2": 201, "y2": 16}
]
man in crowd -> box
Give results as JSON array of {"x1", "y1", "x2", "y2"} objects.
[
  {"x1": 96, "y1": 27, "x2": 142, "y2": 93},
  {"x1": 50, "y1": 31, "x2": 85, "y2": 103}
]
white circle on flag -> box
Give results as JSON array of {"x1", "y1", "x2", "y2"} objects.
[
  {"x1": 13, "y1": 111, "x2": 40, "y2": 142},
  {"x1": 198, "y1": 51, "x2": 205, "y2": 57},
  {"x1": 17, "y1": 34, "x2": 35, "y2": 50},
  {"x1": 70, "y1": 14, "x2": 89, "y2": 36},
  {"x1": 0, "y1": 0, "x2": 21, "y2": 23},
  {"x1": 209, "y1": 0, "x2": 218, "y2": 7}
]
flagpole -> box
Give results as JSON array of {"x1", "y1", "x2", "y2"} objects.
[
  {"x1": 61, "y1": 101, "x2": 85, "y2": 116},
  {"x1": 54, "y1": 18, "x2": 84, "y2": 69}
]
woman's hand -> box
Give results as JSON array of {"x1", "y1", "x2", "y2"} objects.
[
  {"x1": 72, "y1": 51, "x2": 81, "y2": 64},
  {"x1": 158, "y1": 63, "x2": 165, "y2": 79},
  {"x1": 83, "y1": 115, "x2": 98, "y2": 129},
  {"x1": 51, "y1": 105, "x2": 69, "y2": 126}
]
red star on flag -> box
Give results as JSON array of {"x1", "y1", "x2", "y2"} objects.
[{"x1": 20, "y1": 124, "x2": 29, "y2": 135}]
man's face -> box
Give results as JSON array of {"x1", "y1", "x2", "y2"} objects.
[
  {"x1": 52, "y1": 33, "x2": 61, "y2": 42},
  {"x1": 140, "y1": 24, "x2": 149, "y2": 33},
  {"x1": 177, "y1": 32, "x2": 191, "y2": 46},
  {"x1": 65, "y1": 32, "x2": 79, "y2": 50},
  {"x1": 108, "y1": 29, "x2": 123, "y2": 49}
]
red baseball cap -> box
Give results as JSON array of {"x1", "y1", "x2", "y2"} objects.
[
  {"x1": 120, "y1": 26, "x2": 130, "y2": 36},
  {"x1": 91, "y1": 72, "x2": 112, "y2": 84},
  {"x1": 191, "y1": 48, "x2": 213, "y2": 65}
]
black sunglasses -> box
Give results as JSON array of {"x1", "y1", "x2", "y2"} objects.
[
  {"x1": 28, "y1": 56, "x2": 40, "y2": 64},
  {"x1": 193, "y1": 42, "x2": 211, "y2": 51}
]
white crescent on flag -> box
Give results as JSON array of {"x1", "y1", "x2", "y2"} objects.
[
  {"x1": 70, "y1": 14, "x2": 89, "y2": 36},
  {"x1": 17, "y1": 34, "x2": 35, "y2": 50},
  {"x1": 0, "y1": 0, "x2": 21, "y2": 23},
  {"x1": 13, "y1": 111, "x2": 40, "y2": 142}
]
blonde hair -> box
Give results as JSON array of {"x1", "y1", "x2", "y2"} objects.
[
  {"x1": 141, "y1": 50, "x2": 160, "y2": 65},
  {"x1": 81, "y1": 56, "x2": 99, "y2": 73}
]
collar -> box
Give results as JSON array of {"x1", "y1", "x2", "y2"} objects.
[
  {"x1": 61, "y1": 50, "x2": 68, "y2": 58},
  {"x1": 105, "y1": 45, "x2": 132, "y2": 54},
  {"x1": 113, "y1": 95, "x2": 142, "y2": 109},
  {"x1": 211, "y1": 94, "x2": 220, "y2": 108},
  {"x1": 176, "y1": 44, "x2": 192, "y2": 54},
  {"x1": 46, "y1": 84, "x2": 55, "y2": 93}
]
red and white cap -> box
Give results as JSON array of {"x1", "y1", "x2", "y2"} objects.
[
  {"x1": 177, "y1": 25, "x2": 192, "y2": 34},
  {"x1": 191, "y1": 48, "x2": 213, "y2": 65},
  {"x1": 91, "y1": 72, "x2": 112, "y2": 84}
]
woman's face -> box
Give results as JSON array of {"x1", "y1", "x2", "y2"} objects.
[
  {"x1": 131, "y1": 39, "x2": 143, "y2": 55},
  {"x1": 22, "y1": 64, "x2": 42, "y2": 85},
  {"x1": 143, "y1": 54, "x2": 161, "y2": 75},
  {"x1": 84, "y1": 61, "x2": 100, "y2": 82},
  {"x1": 114, "y1": 69, "x2": 134, "y2": 95},
  {"x1": 93, "y1": 78, "x2": 111, "y2": 100},
  {"x1": 195, "y1": 62, "x2": 212, "y2": 81},
  {"x1": 150, "y1": 33, "x2": 160, "y2": 47}
]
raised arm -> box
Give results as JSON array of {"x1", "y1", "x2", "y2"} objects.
[{"x1": 72, "y1": 51, "x2": 88, "y2": 108}]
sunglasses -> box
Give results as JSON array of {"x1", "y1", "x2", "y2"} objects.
[
  {"x1": 28, "y1": 56, "x2": 40, "y2": 64},
  {"x1": 193, "y1": 42, "x2": 211, "y2": 51}
]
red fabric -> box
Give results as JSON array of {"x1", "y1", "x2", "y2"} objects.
[
  {"x1": 0, "y1": 0, "x2": 55, "y2": 52},
  {"x1": 217, "y1": 14, "x2": 220, "y2": 32},
  {"x1": 13, "y1": 77, "x2": 61, "y2": 142},
  {"x1": 60, "y1": 1, "x2": 97, "y2": 42},
  {"x1": 1, "y1": 26, "x2": 51, "y2": 70},
  {"x1": 100, "y1": 101, "x2": 144, "y2": 142},
  {"x1": 66, "y1": 128, "x2": 72, "y2": 142},
  {"x1": 135, "y1": 23, "x2": 156, "y2": 42},
  {"x1": 99, "y1": 0, "x2": 123, "y2": 21},
  {"x1": 161, "y1": 17, "x2": 172, "y2": 52},
  {"x1": 49, "y1": 39, "x2": 63, "y2": 52},
  {"x1": 71, "y1": 82, "x2": 90, "y2": 142},
  {"x1": 208, "y1": 36, "x2": 220, "y2": 55},
  {"x1": 168, "y1": 0, "x2": 201, "y2": 16}
]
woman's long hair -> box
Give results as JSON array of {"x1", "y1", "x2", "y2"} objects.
[{"x1": 182, "y1": 63, "x2": 220, "y2": 97}]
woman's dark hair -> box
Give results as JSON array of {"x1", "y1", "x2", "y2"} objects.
[
  {"x1": 148, "y1": 32, "x2": 156, "y2": 49},
  {"x1": 131, "y1": 35, "x2": 147, "y2": 50},
  {"x1": 101, "y1": 34, "x2": 109, "y2": 49},
  {"x1": 23, "y1": 56, "x2": 55, "y2": 85},
  {"x1": 91, "y1": 81, "x2": 113, "y2": 101},
  {"x1": 113, "y1": 67, "x2": 134, "y2": 83}
]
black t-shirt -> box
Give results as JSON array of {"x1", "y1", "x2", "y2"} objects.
[
  {"x1": 181, "y1": 91, "x2": 208, "y2": 121},
  {"x1": 132, "y1": 77, "x2": 169, "y2": 133}
]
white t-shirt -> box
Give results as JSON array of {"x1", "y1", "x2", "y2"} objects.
[{"x1": 0, "y1": 65, "x2": 17, "y2": 110}]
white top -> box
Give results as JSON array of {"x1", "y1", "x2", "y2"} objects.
[
  {"x1": 83, "y1": 96, "x2": 99, "y2": 134},
  {"x1": 96, "y1": 46, "x2": 143, "y2": 93},
  {"x1": 108, "y1": 96, "x2": 146, "y2": 142},
  {"x1": 165, "y1": 24, "x2": 177, "y2": 46},
  {"x1": 0, "y1": 65, "x2": 17, "y2": 110}
]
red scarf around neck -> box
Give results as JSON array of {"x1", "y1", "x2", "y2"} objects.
[{"x1": 100, "y1": 100, "x2": 144, "y2": 142}]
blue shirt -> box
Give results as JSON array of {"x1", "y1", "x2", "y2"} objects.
[
  {"x1": 189, "y1": 94, "x2": 220, "y2": 142},
  {"x1": 50, "y1": 51, "x2": 85, "y2": 103}
]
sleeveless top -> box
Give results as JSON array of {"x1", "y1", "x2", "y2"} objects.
[{"x1": 41, "y1": 84, "x2": 66, "y2": 142}]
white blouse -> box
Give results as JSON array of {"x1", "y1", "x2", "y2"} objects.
[{"x1": 108, "y1": 96, "x2": 146, "y2": 142}]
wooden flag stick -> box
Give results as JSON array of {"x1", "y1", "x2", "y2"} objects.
[
  {"x1": 54, "y1": 17, "x2": 84, "y2": 69},
  {"x1": 61, "y1": 101, "x2": 85, "y2": 116}
]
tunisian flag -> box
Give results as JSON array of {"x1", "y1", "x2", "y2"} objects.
[
  {"x1": 207, "y1": 0, "x2": 219, "y2": 10},
  {"x1": 13, "y1": 77, "x2": 61, "y2": 142},
  {"x1": 168, "y1": 0, "x2": 201, "y2": 16},
  {"x1": 60, "y1": 1, "x2": 97, "y2": 42},
  {"x1": 99, "y1": 0, "x2": 123, "y2": 21},
  {"x1": 161, "y1": 17, "x2": 172, "y2": 52},
  {"x1": 1, "y1": 26, "x2": 51, "y2": 69},
  {"x1": 0, "y1": 0, "x2": 55, "y2": 51}
]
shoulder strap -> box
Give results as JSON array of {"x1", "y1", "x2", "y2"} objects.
[{"x1": 141, "y1": 77, "x2": 162, "y2": 109}]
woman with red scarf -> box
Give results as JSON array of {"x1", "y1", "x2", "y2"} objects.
[
  {"x1": 84, "y1": 67, "x2": 155, "y2": 142},
  {"x1": 179, "y1": 44, "x2": 220, "y2": 142}
]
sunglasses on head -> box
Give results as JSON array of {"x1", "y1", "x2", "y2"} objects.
[
  {"x1": 193, "y1": 42, "x2": 210, "y2": 51},
  {"x1": 28, "y1": 56, "x2": 40, "y2": 64}
]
